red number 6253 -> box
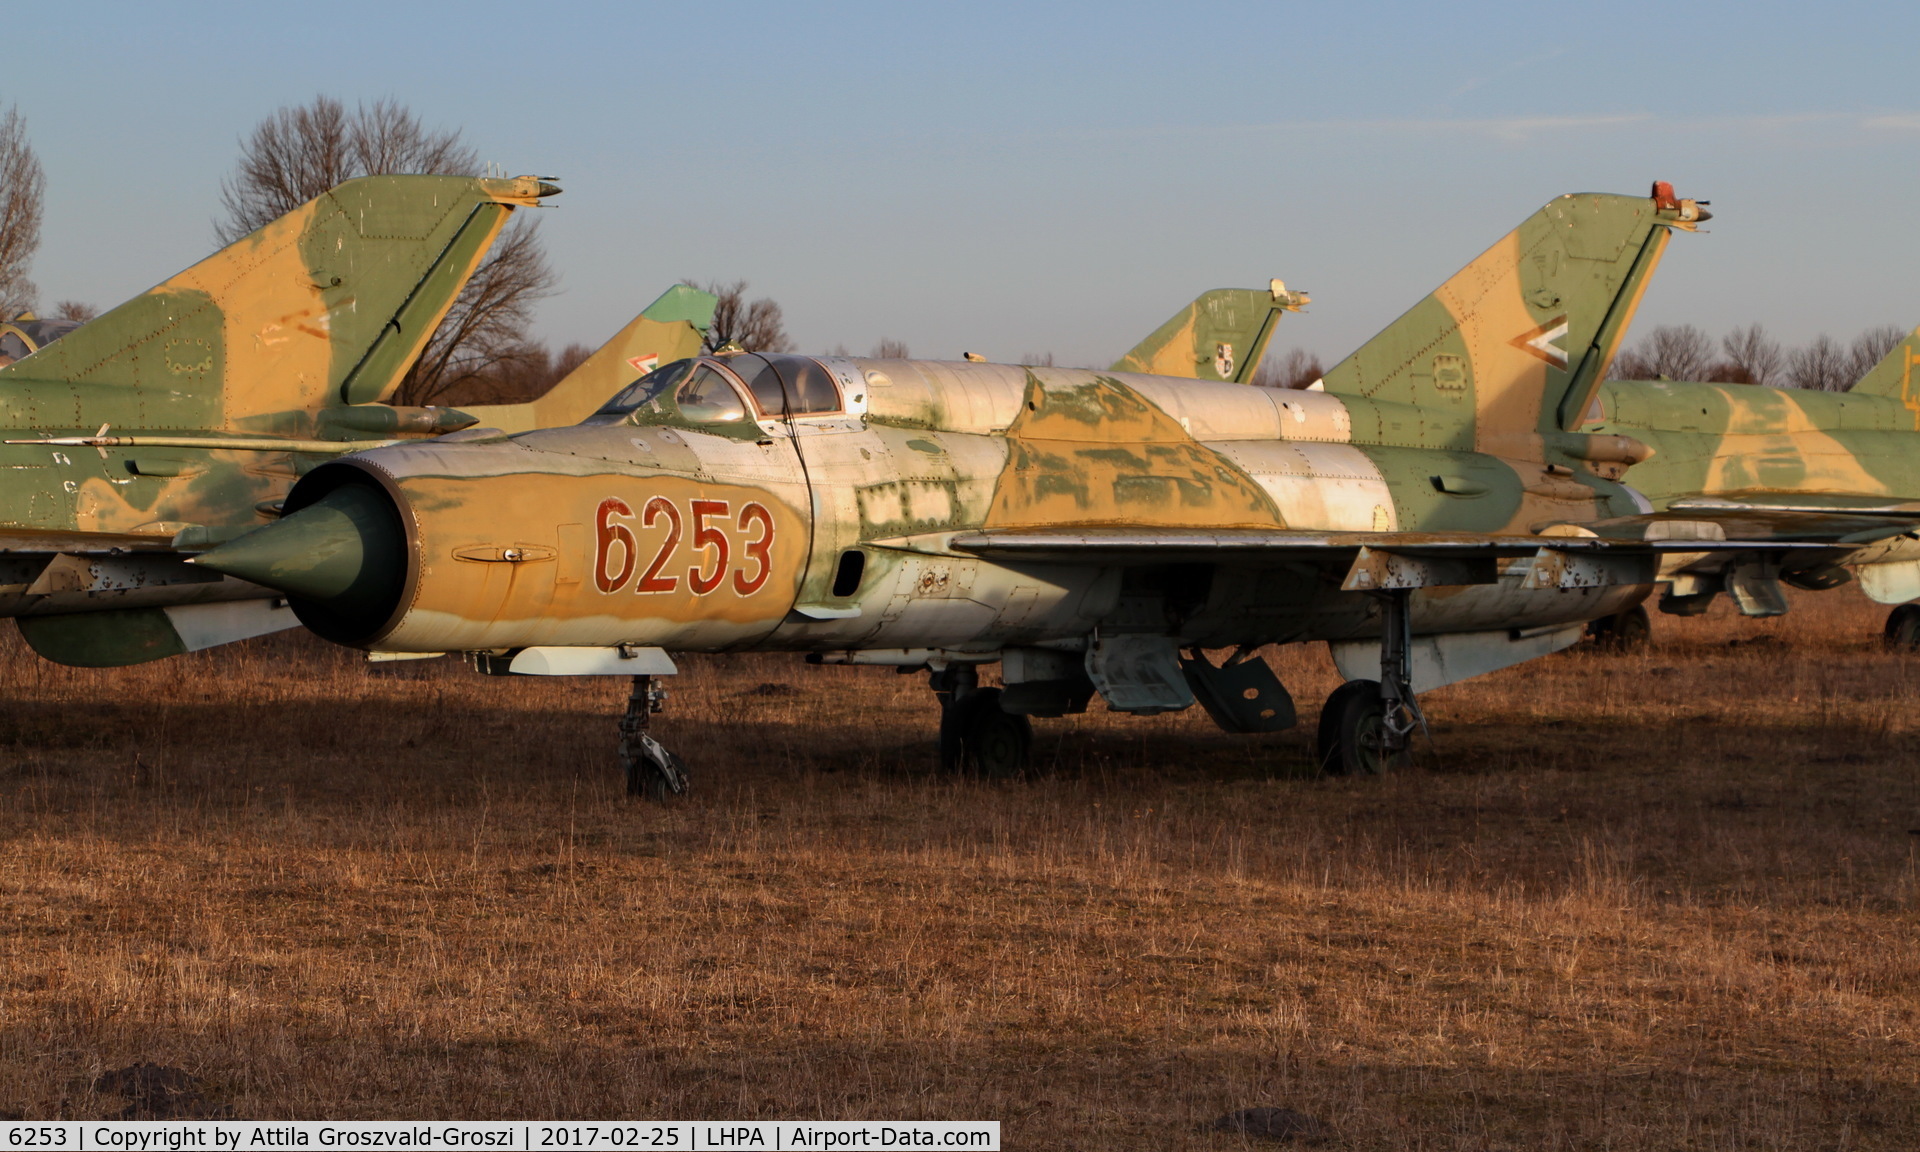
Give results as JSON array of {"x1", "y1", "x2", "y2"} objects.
[{"x1": 592, "y1": 497, "x2": 775, "y2": 597}]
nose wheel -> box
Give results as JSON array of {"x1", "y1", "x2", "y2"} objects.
[{"x1": 619, "y1": 674, "x2": 688, "y2": 800}]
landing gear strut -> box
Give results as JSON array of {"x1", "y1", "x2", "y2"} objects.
[
  {"x1": 932, "y1": 664, "x2": 1031, "y2": 778},
  {"x1": 619, "y1": 674, "x2": 688, "y2": 800},
  {"x1": 1317, "y1": 588, "x2": 1425, "y2": 775}
]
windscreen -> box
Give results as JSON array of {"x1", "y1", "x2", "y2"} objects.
[
  {"x1": 592, "y1": 358, "x2": 696, "y2": 417},
  {"x1": 674, "y1": 365, "x2": 749, "y2": 423}
]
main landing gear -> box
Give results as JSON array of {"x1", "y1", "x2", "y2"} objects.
[
  {"x1": 1316, "y1": 588, "x2": 1426, "y2": 776},
  {"x1": 1886, "y1": 604, "x2": 1920, "y2": 648},
  {"x1": 1585, "y1": 604, "x2": 1652, "y2": 652},
  {"x1": 931, "y1": 664, "x2": 1032, "y2": 778},
  {"x1": 619, "y1": 673, "x2": 689, "y2": 800}
]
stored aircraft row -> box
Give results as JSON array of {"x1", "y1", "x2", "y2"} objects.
[{"x1": 1, "y1": 175, "x2": 1913, "y2": 793}]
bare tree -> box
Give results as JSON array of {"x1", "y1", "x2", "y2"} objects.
[
  {"x1": 1254, "y1": 347, "x2": 1324, "y2": 389},
  {"x1": 551, "y1": 341, "x2": 592, "y2": 382},
  {"x1": 217, "y1": 95, "x2": 555, "y2": 406},
  {"x1": 1018, "y1": 351, "x2": 1056, "y2": 367},
  {"x1": 1785, "y1": 334, "x2": 1851, "y2": 391},
  {"x1": 1844, "y1": 325, "x2": 1905, "y2": 388},
  {"x1": 869, "y1": 338, "x2": 910, "y2": 359},
  {"x1": 442, "y1": 339, "x2": 594, "y2": 406},
  {"x1": 396, "y1": 221, "x2": 555, "y2": 405},
  {"x1": 1715, "y1": 324, "x2": 1784, "y2": 386},
  {"x1": 689, "y1": 280, "x2": 792, "y2": 354},
  {"x1": 217, "y1": 97, "x2": 478, "y2": 239},
  {"x1": 0, "y1": 106, "x2": 44, "y2": 318},
  {"x1": 1610, "y1": 325, "x2": 1714, "y2": 382},
  {"x1": 52, "y1": 300, "x2": 97, "y2": 323}
]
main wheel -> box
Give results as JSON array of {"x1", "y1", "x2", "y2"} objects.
[
  {"x1": 1315, "y1": 679, "x2": 1393, "y2": 776},
  {"x1": 1885, "y1": 604, "x2": 1920, "y2": 648},
  {"x1": 939, "y1": 687, "x2": 1033, "y2": 778},
  {"x1": 1589, "y1": 604, "x2": 1652, "y2": 652}
]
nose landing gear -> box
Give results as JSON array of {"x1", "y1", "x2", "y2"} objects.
[{"x1": 620, "y1": 673, "x2": 689, "y2": 800}]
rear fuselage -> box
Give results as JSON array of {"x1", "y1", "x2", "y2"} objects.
[{"x1": 1592, "y1": 377, "x2": 1920, "y2": 506}]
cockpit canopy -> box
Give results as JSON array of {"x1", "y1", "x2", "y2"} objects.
[{"x1": 591, "y1": 354, "x2": 843, "y2": 426}]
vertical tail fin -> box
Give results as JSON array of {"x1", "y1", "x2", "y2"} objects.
[
  {"x1": 0, "y1": 174, "x2": 556, "y2": 430},
  {"x1": 460, "y1": 283, "x2": 717, "y2": 432},
  {"x1": 1845, "y1": 326, "x2": 1920, "y2": 419},
  {"x1": 1110, "y1": 282, "x2": 1309, "y2": 384},
  {"x1": 1321, "y1": 186, "x2": 1704, "y2": 451}
]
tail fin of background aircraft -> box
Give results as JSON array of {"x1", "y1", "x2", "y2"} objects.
[
  {"x1": 460, "y1": 283, "x2": 717, "y2": 432},
  {"x1": 1320, "y1": 184, "x2": 1705, "y2": 450},
  {"x1": 1845, "y1": 325, "x2": 1920, "y2": 415},
  {"x1": 1110, "y1": 282, "x2": 1309, "y2": 384},
  {"x1": 0, "y1": 174, "x2": 556, "y2": 429}
]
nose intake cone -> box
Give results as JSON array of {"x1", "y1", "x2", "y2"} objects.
[{"x1": 192, "y1": 479, "x2": 407, "y2": 644}]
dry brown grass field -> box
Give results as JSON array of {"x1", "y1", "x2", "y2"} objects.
[{"x1": 0, "y1": 589, "x2": 1915, "y2": 1148}]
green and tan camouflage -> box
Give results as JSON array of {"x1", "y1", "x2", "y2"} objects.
[
  {"x1": 202, "y1": 187, "x2": 1786, "y2": 780},
  {"x1": 1578, "y1": 335, "x2": 1920, "y2": 615},
  {"x1": 0, "y1": 174, "x2": 557, "y2": 666},
  {"x1": 1544, "y1": 211, "x2": 1920, "y2": 623},
  {"x1": 1109, "y1": 281, "x2": 1309, "y2": 382}
]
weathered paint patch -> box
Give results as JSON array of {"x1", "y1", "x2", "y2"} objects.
[{"x1": 985, "y1": 372, "x2": 1282, "y2": 530}]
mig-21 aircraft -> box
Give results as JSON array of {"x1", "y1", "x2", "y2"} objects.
[
  {"x1": 1133, "y1": 188, "x2": 1920, "y2": 654},
  {"x1": 194, "y1": 186, "x2": 1815, "y2": 793},
  {"x1": 0, "y1": 179, "x2": 721, "y2": 672},
  {"x1": 1567, "y1": 300, "x2": 1920, "y2": 645},
  {"x1": 1108, "y1": 282, "x2": 1305, "y2": 384},
  {"x1": 0, "y1": 174, "x2": 562, "y2": 666}
]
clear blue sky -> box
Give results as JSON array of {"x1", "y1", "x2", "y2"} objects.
[{"x1": 10, "y1": 1, "x2": 1920, "y2": 368}]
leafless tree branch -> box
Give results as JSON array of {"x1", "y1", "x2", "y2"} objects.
[
  {"x1": 1609, "y1": 325, "x2": 1714, "y2": 382},
  {"x1": 1715, "y1": 324, "x2": 1783, "y2": 386},
  {"x1": 1786, "y1": 334, "x2": 1851, "y2": 392},
  {"x1": 1253, "y1": 347, "x2": 1324, "y2": 389},
  {"x1": 688, "y1": 279, "x2": 793, "y2": 354},
  {"x1": 1845, "y1": 325, "x2": 1905, "y2": 388},
  {"x1": 0, "y1": 106, "x2": 45, "y2": 318}
]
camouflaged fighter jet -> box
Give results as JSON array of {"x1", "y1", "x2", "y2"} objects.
[
  {"x1": 0, "y1": 174, "x2": 564, "y2": 667},
  {"x1": 6, "y1": 271, "x2": 715, "y2": 670},
  {"x1": 1109, "y1": 281, "x2": 1308, "y2": 383},
  {"x1": 194, "y1": 185, "x2": 1807, "y2": 791},
  {"x1": 1572, "y1": 320, "x2": 1920, "y2": 646}
]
